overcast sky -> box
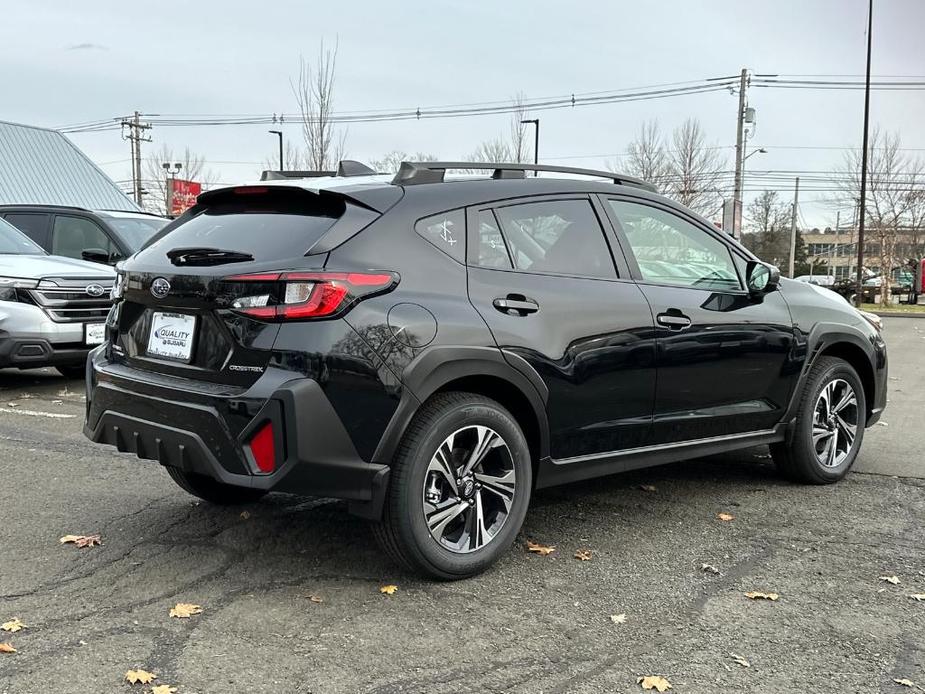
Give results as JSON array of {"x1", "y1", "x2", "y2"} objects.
[{"x1": 2, "y1": 0, "x2": 924, "y2": 226}]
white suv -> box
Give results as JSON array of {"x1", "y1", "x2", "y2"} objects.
[{"x1": 0, "y1": 217, "x2": 114, "y2": 378}]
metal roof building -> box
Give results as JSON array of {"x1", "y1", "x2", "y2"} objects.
[{"x1": 0, "y1": 120, "x2": 139, "y2": 211}]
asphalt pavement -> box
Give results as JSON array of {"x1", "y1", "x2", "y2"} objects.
[{"x1": 0, "y1": 318, "x2": 923, "y2": 694}]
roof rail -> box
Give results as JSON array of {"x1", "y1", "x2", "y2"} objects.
[
  {"x1": 260, "y1": 160, "x2": 379, "y2": 181},
  {"x1": 391, "y1": 161, "x2": 657, "y2": 192}
]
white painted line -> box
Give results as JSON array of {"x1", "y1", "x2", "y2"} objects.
[{"x1": 0, "y1": 408, "x2": 77, "y2": 419}]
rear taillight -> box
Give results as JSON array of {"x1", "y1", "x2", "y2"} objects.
[
  {"x1": 247, "y1": 421, "x2": 276, "y2": 473},
  {"x1": 224, "y1": 271, "x2": 399, "y2": 321}
]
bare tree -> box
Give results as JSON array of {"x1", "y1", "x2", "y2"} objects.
[
  {"x1": 293, "y1": 40, "x2": 346, "y2": 171},
  {"x1": 619, "y1": 120, "x2": 670, "y2": 190},
  {"x1": 467, "y1": 138, "x2": 514, "y2": 165},
  {"x1": 509, "y1": 92, "x2": 532, "y2": 164},
  {"x1": 261, "y1": 140, "x2": 305, "y2": 173},
  {"x1": 666, "y1": 118, "x2": 727, "y2": 217},
  {"x1": 742, "y1": 190, "x2": 794, "y2": 267},
  {"x1": 143, "y1": 145, "x2": 211, "y2": 215},
  {"x1": 370, "y1": 151, "x2": 438, "y2": 174},
  {"x1": 837, "y1": 127, "x2": 925, "y2": 305}
]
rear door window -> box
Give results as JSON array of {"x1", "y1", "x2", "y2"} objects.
[
  {"x1": 4, "y1": 213, "x2": 50, "y2": 247},
  {"x1": 415, "y1": 209, "x2": 465, "y2": 263},
  {"x1": 491, "y1": 199, "x2": 616, "y2": 279}
]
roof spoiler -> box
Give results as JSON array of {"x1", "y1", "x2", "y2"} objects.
[
  {"x1": 391, "y1": 161, "x2": 657, "y2": 192},
  {"x1": 260, "y1": 160, "x2": 378, "y2": 181}
]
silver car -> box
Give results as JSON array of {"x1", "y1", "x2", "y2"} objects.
[{"x1": 0, "y1": 217, "x2": 114, "y2": 378}]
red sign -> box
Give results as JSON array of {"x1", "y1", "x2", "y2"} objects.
[{"x1": 169, "y1": 179, "x2": 202, "y2": 216}]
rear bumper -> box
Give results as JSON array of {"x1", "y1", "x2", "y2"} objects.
[{"x1": 83, "y1": 348, "x2": 389, "y2": 518}]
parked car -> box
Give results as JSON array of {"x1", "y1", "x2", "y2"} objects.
[
  {"x1": 0, "y1": 205, "x2": 168, "y2": 266},
  {"x1": 793, "y1": 275, "x2": 835, "y2": 287},
  {"x1": 0, "y1": 216, "x2": 114, "y2": 378},
  {"x1": 83, "y1": 161, "x2": 888, "y2": 579}
]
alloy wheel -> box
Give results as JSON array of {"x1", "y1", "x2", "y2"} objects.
[
  {"x1": 421, "y1": 425, "x2": 516, "y2": 554},
  {"x1": 812, "y1": 378, "x2": 858, "y2": 468}
]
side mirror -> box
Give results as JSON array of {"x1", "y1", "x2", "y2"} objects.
[
  {"x1": 81, "y1": 248, "x2": 113, "y2": 264},
  {"x1": 746, "y1": 261, "x2": 780, "y2": 296}
]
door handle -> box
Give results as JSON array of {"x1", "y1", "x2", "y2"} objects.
[
  {"x1": 493, "y1": 296, "x2": 539, "y2": 316},
  {"x1": 656, "y1": 311, "x2": 692, "y2": 330}
]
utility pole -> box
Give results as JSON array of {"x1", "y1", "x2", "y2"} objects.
[
  {"x1": 788, "y1": 177, "x2": 800, "y2": 278},
  {"x1": 731, "y1": 68, "x2": 750, "y2": 240},
  {"x1": 855, "y1": 0, "x2": 874, "y2": 308},
  {"x1": 121, "y1": 111, "x2": 151, "y2": 206}
]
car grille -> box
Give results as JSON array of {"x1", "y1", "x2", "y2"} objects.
[{"x1": 28, "y1": 277, "x2": 114, "y2": 323}]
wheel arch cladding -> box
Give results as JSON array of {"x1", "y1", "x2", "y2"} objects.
[
  {"x1": 372, "y1": 346, "x2": 550, "y2": 468},
  {"x1": 817, "y1": 340, "x2": 875, "y2": 418}
]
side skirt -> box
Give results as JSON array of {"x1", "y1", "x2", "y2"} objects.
[{"x1": 535, "y1": 426, "x2": 787, "y2": 489}]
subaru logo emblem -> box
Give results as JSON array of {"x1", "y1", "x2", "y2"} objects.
[
  {"x1": 150, "y1": 277, "x2": 171, "y2": 299},
  {"x1": 85, "y1": 283, "x2": 105, "y2": 298}
]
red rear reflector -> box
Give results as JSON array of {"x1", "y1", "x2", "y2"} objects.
[{"x1": 248, "y1": 421, "x2": 275, "y2": 473}]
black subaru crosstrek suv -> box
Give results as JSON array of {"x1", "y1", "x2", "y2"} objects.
[{"x1": 84, "y1": 161, "x2": 887, "y2": 579}]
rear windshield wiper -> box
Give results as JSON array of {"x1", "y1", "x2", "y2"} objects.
[{"x1": 166, "y1": 247, "x2": 255, "y2": 266}]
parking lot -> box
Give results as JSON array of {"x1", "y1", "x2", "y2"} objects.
[{"x1": 0, "y1": 317, "x2": 922, "y2": 694}]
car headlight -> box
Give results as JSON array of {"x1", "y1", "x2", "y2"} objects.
[
  {"x1": 0, "y1": 276, "x2": 38, "y2": 302},
  {"x1": 857, "y1": 309, "x2": 882, "y2": 332}
]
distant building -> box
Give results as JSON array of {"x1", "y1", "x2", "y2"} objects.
[
  {"x1": 804, "y1": 227, "x2": 923, "y2": 278},
  {"x1": 0, "y1": 120, "x2": 138, "y2": 211}
]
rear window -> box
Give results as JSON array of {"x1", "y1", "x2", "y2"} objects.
[{"x1": 137, "y1": 190, "x2": 343, "y2": 264}]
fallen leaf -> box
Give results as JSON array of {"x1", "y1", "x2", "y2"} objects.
[
  {"x1": 0, "y1": 642, "x2": 15, "y2": 654},
  {"x1": 894, "y1": 679, "x2": 916, "y2": 688},
  {"x1": 574, "y1": 549, "x2": 593, "y2": 561},
  {"x1": 717, "y1": 512, "x2": 735, "y2": 522},
  {"x1": 169, "y1": 603, "x2": 202, "y2": 619},
  {"x1": 7, "y1": 402, "x2": 18, "y2": 408},
  {"x1": 150, "y1": 686, "x2": 178, "y2": 694},
  {"x1": 744, "y1": 591, "x2": 779, "y2": 601},
  {"x1": 701, "y1": 563, "x2": 720, "y2": 575},
  {"x1": 125, "y1": 669, "x2": 156, "y2": 685},
  {"x1": 637, "y1": 675, "x2": 672, "y2": 692},
  {"x1": 59, "y1": 534, "x2": 101, "y2": 548},
  {"x1": 526, "y1": 540, "x2": 556, "y2": 556},
  {"x1": 379, "y1": 584, "x2": 398, "y2": 595},
  {"x1": 239, "y1": 510, "x2": 251, "y2": 520},
  {"x1": 1, "y1": 618, "x2": 25, "y2": 633},
  {"x1": 730, "y1": 652, "x2": 751, "y2": 668},
  {"x1": 306, "y1": 594, "x2": 324, "y2": 604},
  {"x1": 639, "y1": 484, "x2": 657, "y2": 492},
  {"x1": 909, "y1": 594, "x2": 925, "y2": 602},
  {"x1": 610, "y1": 613, "x2": 626, "y2": 624},
  {"x1": 880, "y1": 575, "x2": 901, "y2": 585}
]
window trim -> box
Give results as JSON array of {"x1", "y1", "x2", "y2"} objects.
[
  {"x1": 598, "y1": 194, "x2": 747, "y2": 294},
  {"x1": 465, "y1": 194, "x2": 626, "y2": 281}
]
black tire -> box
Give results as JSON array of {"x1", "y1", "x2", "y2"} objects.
[
  {"x1": 56, "y1": 364, "x2": 86, "y2": 380},
  {"x1": 373, "y1": 392, "x2": 532, "y2": 580},
  {"x1": 166, "y1": 467, "x2": 268, "y2": 505},
  {"x1": 771, "y1": 356, "x2": 866, "y2": 484}
]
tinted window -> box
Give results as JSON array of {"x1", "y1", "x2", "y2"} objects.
[
  {"x1": 493, "y1": 199, "x2": 615, "y2": 279},
  {"x1": 0, "y1": 218, "x2": 45, "y2": 254},
  {"x1": 608, "y1": 200, "x2": 740, "y2": 291},
  {"x1": 415, "y1": 209, "x2": 464, "y2": 263},
  {"x1": 4, "y1": 213, "x2": 49, "y2": 246},
  {"x1": 476, "y1": 209, "x2": 512, "y2": 269},
  {"x1": 137, "y1": 195, "x2": 341, "y2": 264},
  {"x1": 105, "y1": 216, "x2": 169, "y2": 251},
  {"x1": 52, "y1": 215, "x2": 116, "y2": 260}
]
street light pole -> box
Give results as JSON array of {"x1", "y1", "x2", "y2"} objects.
[
  {"x1": 855, "y1": 0, "x2": 874, "y2": 308},
  {"x1": 162, "y1": 162, "x2": 181, "y2": 217},
  {"x1": 521, "y1": 119, "x2": 539, "y2": 176},
  {"x1": 269, "y1": 130, "x2": 283, "y2": 171}
]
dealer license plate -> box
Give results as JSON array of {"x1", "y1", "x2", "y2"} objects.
[{"x1": 146, "y1": 312, "x2": 196, "y2": 362}]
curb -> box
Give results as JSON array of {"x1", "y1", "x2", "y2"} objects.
[{"x1": 873, "y1": 311, "x2": 925, "y2": 319}]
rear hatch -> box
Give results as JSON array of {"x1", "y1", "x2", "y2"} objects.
[{"x1": 111, "y1": 186, "x2": 357, "y2": 388}]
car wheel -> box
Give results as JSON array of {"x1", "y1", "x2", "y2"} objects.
[
  {"x1": 373, "y1": 392, "x2": 532, "y2": 580},
  {"x1": 166, "y1": 467, "x2": 267, "y2": 505},
  {"x1": 770, "y1": 356, "x2": 866, "y2": 484},
  {"x1": 56, "y1": 364, "x2": 86, "y2": 380}
]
